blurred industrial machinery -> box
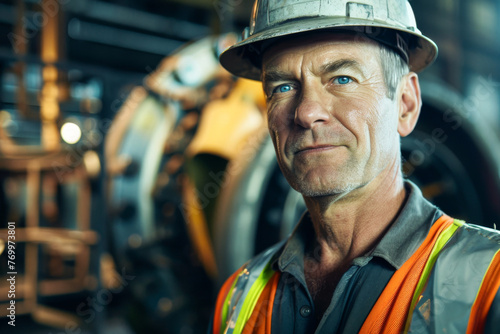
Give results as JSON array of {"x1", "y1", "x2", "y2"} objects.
[
  {"x1": 0, "y1": 1, "x2": 103, "y2": 333},
  {"x1": 104, "y1": 33, "x2": 268, "y2": 332},
  {"x1": 0, "y1": 1, "x2": 499, "y2": 334}
]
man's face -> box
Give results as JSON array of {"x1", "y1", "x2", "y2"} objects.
[{"x1": 262, "y1": 33, "x2": 403, "y2": 198}]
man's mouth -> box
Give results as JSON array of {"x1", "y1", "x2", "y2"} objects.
[{"x1": 295, "y1": 144, "x2": 339, "y2": 155}]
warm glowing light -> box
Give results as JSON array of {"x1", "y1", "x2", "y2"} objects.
[{"x1": 61, "y1": 122, "x2": 81, "y2": 144}]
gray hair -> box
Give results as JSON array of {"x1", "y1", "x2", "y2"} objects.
[{"x1": 379, "y1": 44, "x2": 409, "y2": 100}]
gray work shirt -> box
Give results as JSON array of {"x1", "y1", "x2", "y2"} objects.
[{"x1": 268, "y1": 180, "x2": 499, "y2": 333}]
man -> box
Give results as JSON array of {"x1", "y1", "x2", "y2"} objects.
[{"x1": 212, "y1": 0, "x2": 500, "y2": 333}]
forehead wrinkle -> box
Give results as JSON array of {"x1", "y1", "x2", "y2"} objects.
[
  {"x1": 262, "y1": 48, "x2": 308, "y2": 84},
  {"x1": 318, "y1": 59, "x2": 367, "y2": 79},
  {"x1": 262, "y1": 68, "x2": 295, "y2": 86},
  {"x1": 262, "y1": 32, "x2": 383, "y2": 79},
  {"x1": 263, "y1": 53, "x2": 371, "y2": 85}
]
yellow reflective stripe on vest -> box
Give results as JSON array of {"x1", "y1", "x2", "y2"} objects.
[
  {"x1": 403, "y1": 219, "x2": 463, "y2": 332},
  {"x1": 221, "y1": 272, "x2": 242, "y2": 334},
  {"x1": 233, "y1": 262, "x2": 275, "y2": 334},
  {"x1": 220, "y1": 240, "x2": 286, "y2": 334}
]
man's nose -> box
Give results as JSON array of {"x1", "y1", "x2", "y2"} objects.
[{"x1": 294, "y1": 90, "x2": 331, "y2": 129}]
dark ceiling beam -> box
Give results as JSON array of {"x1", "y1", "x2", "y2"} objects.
[
  {"x1": 67, "y1": 0, "x2": 211, "y2": 41},
  {"x1": 162, "y1": 0, "x2": 254, "y2": 21},
  {"x1": 67, "y1": 18, "x2": 184, "y2": 55}
]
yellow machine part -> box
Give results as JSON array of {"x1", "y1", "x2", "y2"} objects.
[
  {"x1": 181, "y1": 176, "x2": 218, "y2": 278},
  {"x1": 186, "y1": 78, "x2": 266, "y2": 160},
  {"x1": 183, "y1": 78, "x2": 266, "y2": 279}
]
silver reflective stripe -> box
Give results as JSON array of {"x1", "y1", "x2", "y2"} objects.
[
  {"x1": 409, "y1": 224, "x2": 500, "y2": 333},
  {"x1": 224, "y1": 240, "x2": 285, "y2": 334}
]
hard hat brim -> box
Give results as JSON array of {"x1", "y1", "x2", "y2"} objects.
[{"x1": 219, "y1": 17, "x2": 438, "y2": 81}]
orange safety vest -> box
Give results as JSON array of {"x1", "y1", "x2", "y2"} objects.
[{"x1": 213, "y1": 215, "x2": 500, "y2": 334}]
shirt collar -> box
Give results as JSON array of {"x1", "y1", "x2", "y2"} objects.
[{"x1": 370, "y1": 180, "x2": 442, "y2": 268}]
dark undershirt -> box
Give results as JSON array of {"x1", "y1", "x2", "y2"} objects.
[
  {"x1": 272, "y1": 257, "x2": 395, "y2": 333},
  {"x1": 484, "y1": 286, "x2": 500, "y2": 333}
]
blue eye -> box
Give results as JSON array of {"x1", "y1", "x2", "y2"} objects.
[
  {"x1": 274, "y1": 84, "x2": 293, "y2": 94},
  {"x1": 334, "y1": 76, "x2": 353, "y2": 85}
]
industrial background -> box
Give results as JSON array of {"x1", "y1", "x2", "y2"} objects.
[{"x1": 0, "y1": 0, "x2": 499, "y2": 333}]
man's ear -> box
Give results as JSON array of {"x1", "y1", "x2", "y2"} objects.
[{"x1": 397, "y1": 72, "x2": 421, "y2": 137}]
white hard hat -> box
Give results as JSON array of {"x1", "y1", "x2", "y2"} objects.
[{"x1": 220, "y1": 0, "x2": 438, "y2": 81}]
